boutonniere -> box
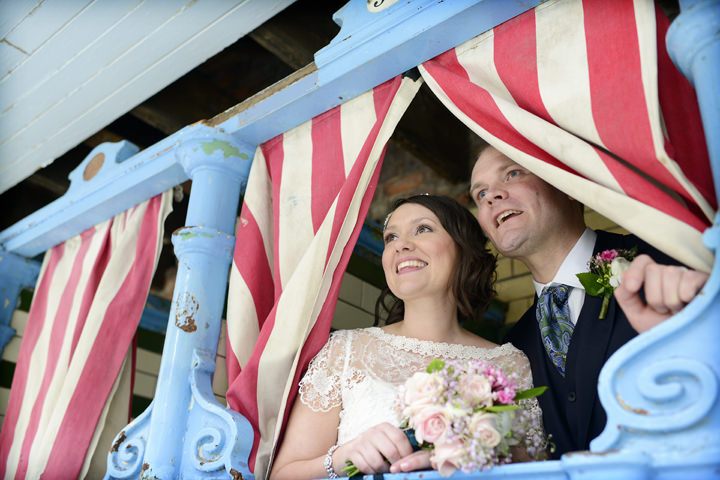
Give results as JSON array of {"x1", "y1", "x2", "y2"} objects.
[{"x1": 576, "y1": 247, "x2": 638, "y2": 319}]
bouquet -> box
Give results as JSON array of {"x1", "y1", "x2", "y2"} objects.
[{"x1": 343, "y1": 358, "x2": 546, "y2": 477}]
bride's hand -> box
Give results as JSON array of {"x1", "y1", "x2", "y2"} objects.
[{"x1": 334, "y1": 423, "x2": 414, "y2": 475}]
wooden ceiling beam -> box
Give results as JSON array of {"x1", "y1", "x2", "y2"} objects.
[{"x1": 248, "y1": 5, "x2": 473, "y2": 183}]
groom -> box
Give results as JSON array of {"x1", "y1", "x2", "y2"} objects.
[{"x1": 469, "y1": 146, "x2": 709, "y2": 458}]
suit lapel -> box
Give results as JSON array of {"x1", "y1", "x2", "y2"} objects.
[{"x1": 572, "y1": 231, "x2": 622, "y2": 447}]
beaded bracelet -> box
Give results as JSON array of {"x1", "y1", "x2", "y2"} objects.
[{"x1": 323, "y1": 444, "x2": 339, "y2": 479}]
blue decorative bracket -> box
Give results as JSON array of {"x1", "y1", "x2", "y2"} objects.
[
  {"x1": 587, "y1": 214, "x2": 720, "y2": 477},
  {"x1": 105, "y1": 130, "x2": 255, "y2": 480}
]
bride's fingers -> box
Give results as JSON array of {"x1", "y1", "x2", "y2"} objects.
[
  {"x1": 389, "y1": 450, "x2": 431, "y2": 473},
  {"x1": 374, "y1": 424, "x2": 414, "y2": 462}
]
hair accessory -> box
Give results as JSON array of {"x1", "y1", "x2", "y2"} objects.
[
  {"x1": 323, "y1": 444, "x2": 339, "y2": 479},
  {"x1": 383, "y1": 212, "x2": 392, "y2": 231}
]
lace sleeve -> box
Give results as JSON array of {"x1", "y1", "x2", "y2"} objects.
[
  {"x1": 505, "y1": 349, "x2": 548, "y2": 458},
  {"x1": 298, "y1": 330, "x2": 351, "y2": 412}
]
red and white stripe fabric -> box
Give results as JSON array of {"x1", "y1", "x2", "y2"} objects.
[
  {"x1": 225, "y1": 75, "x2": 420, "y2": 480},
  {"x1": 420, "y1": 0, "x2": 716, "y2": 272},
  {"x1": 0, "y1": 191, "x2": 172, "y2": 479}
]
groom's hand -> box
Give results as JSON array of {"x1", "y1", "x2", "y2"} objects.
[{"x1": 614, "y1": 254, "x2": 708, "y2": 333}]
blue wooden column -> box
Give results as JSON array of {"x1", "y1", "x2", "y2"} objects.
[
  {"x1": 667, "y1": 0, "x2": 720, "y2": 196},
  {"x1": 106, "y1": 131, "x2": 255, "y2": 480}
]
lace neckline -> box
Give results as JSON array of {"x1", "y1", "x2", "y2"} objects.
[{"x1": 363, "y1": 327, "x2": 517, "y2": 359}]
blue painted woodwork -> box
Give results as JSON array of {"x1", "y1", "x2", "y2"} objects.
[
  {"x1": 315, "y1": 0, "x2": 543, "y2": 87},
  {"x1": 0, "y1": 137, "x2": 188, "y2": 258},
  {"x1": 0, "y1": 250, "x2": 40, "y2": 353},
  {"x1": 0, "y1": 0, "x2": 716, "y2": 479},
  {"x1": 105, "y1": 133, "x2": 254, "y2": 480}
]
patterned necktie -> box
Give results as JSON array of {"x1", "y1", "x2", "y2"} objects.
[{"x1": 536, "y1": 284, "x2": 574, "y2": 376}]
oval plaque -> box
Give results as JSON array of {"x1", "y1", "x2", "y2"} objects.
[{"x1": 367, "y1": 0, "x2": 400, "y2": 13}]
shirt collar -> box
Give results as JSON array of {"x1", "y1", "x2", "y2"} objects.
[{"x1": 533, "y1": 227, "x2": 597, "y2": 296}]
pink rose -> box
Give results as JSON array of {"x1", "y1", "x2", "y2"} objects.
[
  {"x1": 402, "y1": 372, "x2": 443, "y2": 413},
  {"x1": 411, "y1": 405, "x2": 451, "y2": 444},
  {"x1": 458, "y1": 373, "x2": 492, "y2": 407},
  {"x1": 469, "y1": 412, "x2": 501, "y2": 448},
  {"x1": 430, "y1": 439, "x2": 465, "y2": 477}
]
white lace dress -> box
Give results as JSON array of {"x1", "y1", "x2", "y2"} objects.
[{"x1": 299, "y1": 327, "x2": 544, "y2": 447}]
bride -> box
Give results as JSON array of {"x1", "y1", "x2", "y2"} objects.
[{"x1": 270, "y1": 195, "x2": 545, "y2": 480}]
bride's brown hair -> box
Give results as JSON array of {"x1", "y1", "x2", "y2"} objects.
[{"x1": 374, "y1": 194, "x2": 496, "y2": 326}]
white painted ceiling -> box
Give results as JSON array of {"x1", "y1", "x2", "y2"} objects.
[{"x1": 0, "y1": 0, "x2": 295, "y2": 194}]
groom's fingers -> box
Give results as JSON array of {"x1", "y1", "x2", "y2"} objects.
[
  {"x1": 615, "y1": 255, "x2": 709, "y2": 333},
  {"x1": 619, "y1": 254, "x2": 654, "y2": 293},
  {"x1": 678, "y1": 268, "x2": 710, "y2": 305}
]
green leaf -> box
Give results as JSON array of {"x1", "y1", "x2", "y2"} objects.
[
  {"x1": 426, "y1": 358, "x2": 445, "y2": 373},
  {"x1": 515, "y1": 386, "x2": 547, "y2": 400},
  {"x1": 482, "y1": 405, "x2": 519, "y2": 412},
  {"x1": 576, "y1": 272, "x2": 605, "y2": 296}
]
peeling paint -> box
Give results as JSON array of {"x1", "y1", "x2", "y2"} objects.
[
  {"x1": 150, "y1": 145, "x2": 175, "y2": 160},
  {"x1": 230, "y1": 468, "x2": 244, "y2": 480},
  {"x1": 110, "y1": 431, "x2": 126, "y2": 453},
  {"x1": 175, "y1": 293, "x2": 199, "y2": 333},
  {"x1": 200, "y1": 139, "x2": 248, "y2": 160},
  {"x1": 616, "y1": 394, "x2": 649, "y2": 415}
]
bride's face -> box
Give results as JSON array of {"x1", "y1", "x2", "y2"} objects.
[{"x1": 381, "y1": 203, "x2": 458, "y2": 303}]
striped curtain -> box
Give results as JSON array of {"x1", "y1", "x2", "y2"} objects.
[
  {"x1": 420, "y1": 0, "x2": 716, "y2": 272},
  {"x1": 225, "y1": 75, "x2": 421, "y2": 480},
  {"x1": 0, "y1": 191, "x2": 172, "y2": 479}
]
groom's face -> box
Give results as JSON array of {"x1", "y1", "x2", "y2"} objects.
[{"x1": 470, "y1": 147, "x2": 578, "y2": 260}]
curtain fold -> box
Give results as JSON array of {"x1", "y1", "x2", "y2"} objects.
[
  {"x1": 0, "y1": 191, "x2": 172, "y2": 479},
  {"x1": 419, "y1": 0, "x2": 715, "y2": 272},
  {"x1": 225, "y1": 75, "x2": 421, "y2": 480}
]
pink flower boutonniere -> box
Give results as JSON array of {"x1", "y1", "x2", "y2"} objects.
[{"x1": 576, "y1": 247, "x2": 638, "y2": 319}]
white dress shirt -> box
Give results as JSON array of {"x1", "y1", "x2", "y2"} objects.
[{"x1": 532, "y1": 228, "x2": 597, "y2": 325}]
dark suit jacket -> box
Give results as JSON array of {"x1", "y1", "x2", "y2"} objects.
[{"x1": 506, "y1": 230, "x2": 676, "y2": 458}]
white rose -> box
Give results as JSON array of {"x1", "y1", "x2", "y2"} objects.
[
  {"x1": 468, "y1": 412, "x2": 501, "y2": 448},
  {"x1": 609, "y1": 257, "x2": 631, "y2": 287}
]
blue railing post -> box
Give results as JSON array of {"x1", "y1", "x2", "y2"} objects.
[
  {"x1": 106, "y1": 129, "x2": 255, "y2": 480},
  {"x1": 0, "y1": 250, "x2": 40, "y2": 354},
  {"x1": 667, "y1": 0, "x2": 720, "y2": 187}
]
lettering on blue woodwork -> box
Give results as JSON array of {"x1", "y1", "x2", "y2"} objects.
[{"x1": 367, "y1": 0, "x2": 399, "y2": 13}]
